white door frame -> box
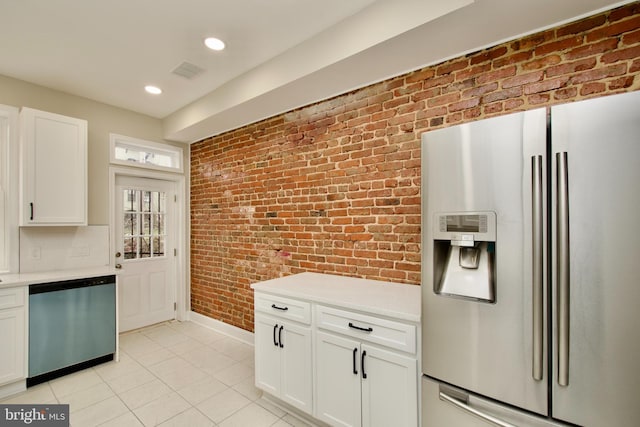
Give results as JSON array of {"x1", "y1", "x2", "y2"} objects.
[{"x1": 109, "y1": 166, "x2": 188, "y2": 323}]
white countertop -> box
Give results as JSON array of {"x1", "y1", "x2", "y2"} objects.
[
  {"x1": 0, "y1": 266, "x2": 117, "y2": 288},
  {"x1": 251, "y1": 272, "x2": 421, "y2": 322}
]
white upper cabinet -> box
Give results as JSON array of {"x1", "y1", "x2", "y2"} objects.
[{"x1": 19, "y1": 107, "x2": 87, "y2": 226}]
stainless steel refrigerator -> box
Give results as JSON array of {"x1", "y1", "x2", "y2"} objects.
[{"x1": 421, "y1": 90, "x2": 640, "y2": 426}]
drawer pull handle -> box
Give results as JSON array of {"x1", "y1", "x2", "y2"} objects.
[
  {"x1": 278, "y1": 325, "x2": 284, "y2": 348},
  {"x1": 352, "y1": 348, "x2": 358, "y2": 375},
  {"x1": 273, "y1": 324, "x2": 279, "y2": 347},
  {"x1": 271, "y1": 304, "x2": 289, "y2": 311},
  {"x1": 348, "y1": 322, "x2": 373, "y2": 333}
]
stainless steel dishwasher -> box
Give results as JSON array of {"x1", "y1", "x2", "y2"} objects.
[{"x1": 28, "y1": 275, "x2": 116, "y2": 386}]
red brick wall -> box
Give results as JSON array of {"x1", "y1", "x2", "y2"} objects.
[{"x1": 191, "y1": 2, "x2": 640, "y2": 331}]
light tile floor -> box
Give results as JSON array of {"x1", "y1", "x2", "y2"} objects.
[{"x1": 1, "y1": 321, "x2": 310, "y2": 427}]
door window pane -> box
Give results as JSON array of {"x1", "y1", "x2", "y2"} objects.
[
  {"x1": 140, "y1": 237, "x2": 151, "y2": 258},
  {"x1": 153, "y1": 237, "x2": 164, "y2": 257},
  {"x1": 152, "y1": 192, "x2": 166, "y2": 213},
  {"x1": 152, "y1": 214, "x2": 163, "y2": 235},
  {"x1": 124, "y1": 189, "x2": 138, "y2": 212},
  {"x1": 124, "y1": 237, "x2": 137, "y2": 259},
  {"x1": 122, "y1": 188, "x2": 167, "y2": 261},
  {"x1": 142, "y1": 213, "x2": 151, "y2": 235},
  {"x1": 142, "y1": 191, "x2": 152, "y2": 212},
  {"x1": 124, "y1": 213, "x2": 137, "y2": 236}
]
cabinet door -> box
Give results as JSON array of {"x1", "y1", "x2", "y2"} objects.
[
  {"x1": 315, "y1": 331, "x2": 361, "y2": 427},
  {"x1": 254, "y1": 314, "x2": 281, "y2": 396},
  {"x1": 20, "y1": 108, "x2": 87, "y2": 225},
  {"x1": 0, "y1": 307, "x2": 26, "y2": 385},
  {"x1": 360, "y1": 344, "x2": 417, "y2": 427},
  {"x1": 280, "y1": 321, "x2": 312, "y2": 412}
]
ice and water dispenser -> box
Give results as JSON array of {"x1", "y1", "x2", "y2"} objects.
[{"x1": 432, "y1": 212, "x2": 496, "y2": 303}]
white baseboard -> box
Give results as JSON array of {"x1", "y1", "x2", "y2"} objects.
[
  {"x1": 260, "y1": 394, "x2": 329, "y2": 427},
  {"x1": 187, "y1": 310, "x2": 254, "y2": 346},
  {"x1": 0, "y1": 380, "x2": 26, "y2": 400}
]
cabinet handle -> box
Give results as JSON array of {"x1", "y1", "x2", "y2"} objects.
[
  {"x1": 348, "y1": 322, "x2": 373, "y2": 333},
  {"x1": 352, "y1": 348, "x2": 358, "y2": 375},
  {"x1": 273, "y1": 324, "x2": 279, "y2": 347},
  {"x1": 361, "y1": 350, "x2": 367, "y2": 379},
  {"x1": 271, "y1": 304, "x2": 289, "y2": 311},
  {"x1": 30, "y1": 202, "x2": 34, "y2": 221},
  {"x1": 278, "y1": 325, "x2": 284, "y2": 348}
]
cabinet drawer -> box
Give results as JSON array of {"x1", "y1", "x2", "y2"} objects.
[
  {"x1": 255, "y1": 293, "x2": 311, "y2": 325},
  {"x1": 315, "y1": 305, "x2": 416, "y2": 354},
  {"x1": 0, "y1": 287, "x2": 26, "y2": 310}
]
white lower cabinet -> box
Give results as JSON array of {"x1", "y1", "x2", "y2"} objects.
[
  {"x1": 315, "y1": 331, "x2": 417, "y2": 427},
  {"x1": 254, "y1": 302, "x2": 313, "y2": 413},
  {"x1": 253, "y1": 274, "x2": 420, "y2": 427},
  {"x1": 360, "y1": 343, "x2": 417, "y2": 427},
  {"x1": 0, "y1": 287, "x2": 27, "y2": 387},
  {"x1": 315, "y1": 331, "x2": 362, "y2": 426}
]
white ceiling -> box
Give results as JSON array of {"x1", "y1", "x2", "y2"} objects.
[{"x1": 0, "y1": 0, "x2": 632, "y2": 143}]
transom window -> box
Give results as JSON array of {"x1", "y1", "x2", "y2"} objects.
[
  {"x1": 123, "y1": 189, "x2": 166, "y2": 260},
  {"x1": 110, "y1": 133, "x2": 183, "y2": 173}
]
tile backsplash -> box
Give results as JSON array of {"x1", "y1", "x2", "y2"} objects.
[{"x1": 20, "y1": 226, "x2": 109, "y2": 272}]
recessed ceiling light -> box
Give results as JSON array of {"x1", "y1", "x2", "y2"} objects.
[
  {"x1": 144, "y1": 85, "x2": 162, "y2": 95},
  {"x1": 204, "y1": 37, "x2": 225, "y2": 51}
]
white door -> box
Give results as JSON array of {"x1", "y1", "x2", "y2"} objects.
[
  {"x1": 0, "y1": 305, "x2": 26, "y2": 385},
  {"x1": 115, "y1": 176, "x2": 176, "y2": 332},
  {"x1": 360, "y1": 344, "x2": 417, "y2": 427},
  {"x1": 280, "y1": 321, "x2": 312, "y2": 412},
  {"x1": 254, "y1": 314, "x2": 282, "y2": 396},
  {"x1": 315, "y1": 331, "x2": 361, "y2": 427}
]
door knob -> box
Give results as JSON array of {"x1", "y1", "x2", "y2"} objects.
[
  {"x1": 115, "y1": 263, "x2": 122, "y2": 269},
  {"x1": 115, "y1": 252, "x2": 122, "y2": 258}
]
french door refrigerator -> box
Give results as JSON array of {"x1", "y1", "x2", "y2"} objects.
[{"x1": 421, "y1": 90, "x2": 640, "y2": 427}]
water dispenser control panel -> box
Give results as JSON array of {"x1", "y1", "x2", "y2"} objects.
[{"x1": 433, "y1": 212, "x2": 497, "y2": 247}]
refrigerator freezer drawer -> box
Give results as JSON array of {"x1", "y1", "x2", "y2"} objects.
[{"x1": 422, "y1": 376, "x2": 567, "y2": 427}]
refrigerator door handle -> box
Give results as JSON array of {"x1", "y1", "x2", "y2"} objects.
[
  {"x1": 439, "y1": 390, "x2": 517, "y2": 427},
  {"x1": 557, "y1": 152, "x2": 570, "y2": 387},
  {"x1": 531, "y1": 155, "x2": 544, "y2": 381}
]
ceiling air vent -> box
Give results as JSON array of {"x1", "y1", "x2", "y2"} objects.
[{"x1": 171, "y1": 61, "x2": 205, "y2": 80}]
